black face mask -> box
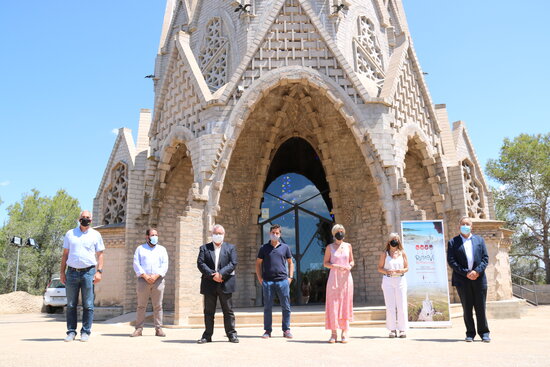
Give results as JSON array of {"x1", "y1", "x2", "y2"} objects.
[
  {"x1": 335, "y1": 232, "x2": 345, "y2": 240},
  {"x1": 390, "y1": 240, "x2": 399, "y2": 247},
  {"x1": 79, "y1": 218, "x2": 91, "y2": 227}
]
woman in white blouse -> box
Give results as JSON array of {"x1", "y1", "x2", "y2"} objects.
[{"x1": 377, "y1": 233, "x2": 409, "y2": 338}]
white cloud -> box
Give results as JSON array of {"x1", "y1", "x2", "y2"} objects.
[
  {"x1": 111, "y1": 128, "x2": 119, "y2": 135},
  {"x1": 0, "y1": 181, "x2": 10, "y2": 187},
  {"x1": 281, "y1": 184, "x2": 329, "y2": 213},
  {"x1": 281, "y1": 184, "x2": 319, "y2": 202}
]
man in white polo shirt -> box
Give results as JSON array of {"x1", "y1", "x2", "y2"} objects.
[
  {"x1": 131, "y1": 228, "x2": 169, "y2": 337},
  {"x1": 60, "y1": 210, "x2": 105, "y2": 342}
]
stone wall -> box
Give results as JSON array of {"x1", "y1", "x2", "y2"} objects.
[
  {"x1": 155, "y1": 150, "x2": 195, "y2": 311},
  {"x1": 403, "y1": 143, "x2": 438, "y2": 220},
  {"x1": 95, "y1": 225, "x2": 126, "y2": 306}
]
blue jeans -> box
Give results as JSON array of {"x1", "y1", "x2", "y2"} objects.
[
  {"x1": 65, "y1": 267, "x2": 95, "y2": 335},
  {"x1": 262, "y1": 279, "x2": 291, "y2": 333}
]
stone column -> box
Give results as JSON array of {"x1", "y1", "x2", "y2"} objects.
[
  {"x1": 173, "y1": 206, "x2": 204, "y2": 325},
  {"x1": 472, "y1": 219, "x2": 513, "y2": 301}
]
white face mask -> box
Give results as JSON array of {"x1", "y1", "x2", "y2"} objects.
[
  {"x1": 212, "y1": 234, "x2": 224, "y2": 244},
  {"x1": 149, "y1": 235, "x2": 159, "y2": 245}
]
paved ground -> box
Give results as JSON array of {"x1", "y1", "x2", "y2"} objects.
[{"x1": 0, "y1": 305, "x2": 549, "y2": 367}]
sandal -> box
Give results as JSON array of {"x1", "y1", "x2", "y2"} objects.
[
  {"x1": 328, "y1": 332, "x2": 337, "y2": 343},
  {"x1": 341, "y1": 331, "x2": 348, "y2": 343}
]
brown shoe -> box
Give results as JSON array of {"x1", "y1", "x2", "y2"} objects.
[
  {"x1": 130, "y1": 328, "x2": 143, "y2": 337},
  {"x1": 155, "y1": 328, "x2": 166, "y2": 337}
]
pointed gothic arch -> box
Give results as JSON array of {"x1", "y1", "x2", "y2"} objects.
[
  {"x1": 214, "y1": 78, "x2": 390, "y2": 306},
  {"x1": 401, "y1": 134, "x2": 442, "y2": 220}
]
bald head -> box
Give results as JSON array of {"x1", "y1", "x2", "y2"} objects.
[{"x1": 79, "y1": 210, "x2": 92, "y2": 228}]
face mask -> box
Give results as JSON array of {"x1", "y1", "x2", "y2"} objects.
[
  {"x1": 270, "y1": 233, "x2": 280, "y2": 242},
  {"x1": 390, "y1": 240, "x2": 399, "y2": 247},
  {"x1": 79, "y1": 218, "x2": 91, "y2": 227},
  {"x1": 460, "y1": 225, "x2": 471, "y2": 235},
  {"x1": 149, "y1": 235, "x2": 158, "y2": 245},
  {"x1": 212, "y1": 234, "x2": 224, "y2": 244},
  {"x1": 334, "y1": 232, "x2": 345, "y2": 240}
]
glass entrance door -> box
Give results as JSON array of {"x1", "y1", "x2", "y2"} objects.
[{"x1": 259, "y1": 173, "x2": 333, "y2": 305}]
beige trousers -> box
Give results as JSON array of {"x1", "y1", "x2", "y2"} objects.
[{"x1": 135, "y1": 277, "x2": 165, "y2": 329}]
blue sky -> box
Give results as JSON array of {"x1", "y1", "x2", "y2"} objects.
[{"x1": 1, "y1": 1, "x2": 549, "y2": 225}]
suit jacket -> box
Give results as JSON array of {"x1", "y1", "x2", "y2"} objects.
[
  {"x1": 447, "y1": 234, "x2": 489, "y2": 289},
  {"x1": 197, "y1": 241, "x2": 237, "y2": 295}
]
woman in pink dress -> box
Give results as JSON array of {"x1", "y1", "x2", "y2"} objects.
[{"x1": 324, "y1": 224, "x2": 355, "y2": 343}]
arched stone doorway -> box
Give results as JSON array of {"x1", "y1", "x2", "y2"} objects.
[
  {"x1": 216, "y1": 82, "x2": 387, "y2": 307},
  {"x1": 259, "y1": 137, "x2": 333, "y2": 305}
]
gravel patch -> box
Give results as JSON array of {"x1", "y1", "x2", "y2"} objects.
[{"x1": 0, "y1": 291, "x2": 43, "y2": 314}]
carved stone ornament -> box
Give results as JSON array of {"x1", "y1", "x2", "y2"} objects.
[
  {"x1": 198, "y1": 18, "x2": 229, "y2": 92},
  {"x1": 103, "y1": 163, "x2": 128, "y2": 224},
  {"x1": 462, "y1": 160, "x2": 485, "y2": 219}
]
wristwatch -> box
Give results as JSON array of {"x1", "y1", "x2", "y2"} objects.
[{"x1": 97, "y1": 269, "x2": 103, "y2": 274}]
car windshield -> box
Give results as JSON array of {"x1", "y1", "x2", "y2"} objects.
[{"x1": 49, "y1": 279, "x2": 65, "y2": 289}]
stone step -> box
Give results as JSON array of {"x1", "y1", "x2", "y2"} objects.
[
  {"x1": 169, "y1": 303, "x2": 464, "y2": 328},
  {"x1": 185, "y1": 305, "x2": 388, "y2": 328},
  {"x1": 109, "y1": 302, "x2": 526, "y2": 328}
]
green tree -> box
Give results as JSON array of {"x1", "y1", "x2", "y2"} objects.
[
  {"x1": 0, "y1": 189, "x2": 80, "y2": 294},
  {"x1": 486, "y1": 133, "x2": 550, "y2": 283}
]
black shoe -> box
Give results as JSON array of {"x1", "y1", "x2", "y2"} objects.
[
  {"x1": 197, "y1": 338, "x2": 212, "y2": 344},
  {"x1": 229, "y1": 336, "x2": 239, "y2": 343}
]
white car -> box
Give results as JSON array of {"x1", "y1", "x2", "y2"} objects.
[{"x1": 43, "y1": 277, "x2": 66, "y2": 313}]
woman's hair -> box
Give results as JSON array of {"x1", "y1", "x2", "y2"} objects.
[
  {"x1": 384, "y1": 232, "x2": 404, "y2": 252},
  {"x1": 331, "y1": 224, "x2": 345, "y2": 235}
]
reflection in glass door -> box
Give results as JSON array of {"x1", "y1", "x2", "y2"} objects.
[{"x1": 259, "y1": 173, "x2": 333, "y2": 305}]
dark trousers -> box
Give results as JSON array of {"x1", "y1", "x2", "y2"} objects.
[
  {"x1": 202, "y1": 285, "x2": 236, "y2": 339},
  {"x1": 456, "y1": 281, "x2": 490, "y2": 338}
]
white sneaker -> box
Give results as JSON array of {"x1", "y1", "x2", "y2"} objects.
[
  {"x1": 80, "y1": 333, "x2": 90, "y2": 342},
  {"x1": 389, "y1": 330, "x2": 396, "y2": 338},
  {"x1": 64, "y1": 332, "x2": 76, "y2": 342}
]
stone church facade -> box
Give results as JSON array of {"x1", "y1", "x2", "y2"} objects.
[{"x1": 93, "y1": 0, "x2": 513, "y2": 324}]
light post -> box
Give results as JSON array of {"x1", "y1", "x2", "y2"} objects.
[{"x1": 10, "y1": 236, "x2": 39, "y2": 292}]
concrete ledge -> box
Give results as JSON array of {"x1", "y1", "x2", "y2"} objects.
[
  {"x1": 102, "y1": 299, "x2": 524, "y2": 328},
  {"x1": 69, "y1": 306, "x2": 124, "y2": 321},
  {"x1": 486, "y1": 298, "x2": 526, "y2": 319}
]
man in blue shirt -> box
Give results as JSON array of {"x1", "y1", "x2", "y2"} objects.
[
  {"x1": 60, "y1": 210, "x2": 105, "y2": 342},
  {"x1": 255, "y1": 224, "x2": 294, "y2": 339},
  {"x1": 131, "y1": 228, "x2": 169, "y2": 337}
]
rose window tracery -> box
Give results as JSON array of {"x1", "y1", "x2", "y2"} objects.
[
  {"x1": 198, "y1": 18, "x2": 229, "y2": 92},
  {"x1": 103, "y1": 163, "x2": 128, "y2": 225},
  {"x1": 353, "y1": 16, "x2": 385, "y2": 90}
]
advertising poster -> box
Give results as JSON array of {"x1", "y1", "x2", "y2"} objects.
[{"x1": 401, "y1": 220, "x2": 451, "y2": 327}]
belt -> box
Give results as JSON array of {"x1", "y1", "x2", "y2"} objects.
[
  {"x1": 68, "y1": 266, "x2": 95, "y2": 272},
  {"x1": 384, "y1": 274, "x2": 404, "y2": 278}
]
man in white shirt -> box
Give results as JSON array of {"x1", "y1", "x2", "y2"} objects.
[
  {"x1": 60, "y1": 210, "x2": 105, "y2": 342},
  {"x1": 131, "y1": 228, "x2": 169, "y2": 337},
  {"x1": 447, "y1": 216, "x2": 490, "y2": 343}
]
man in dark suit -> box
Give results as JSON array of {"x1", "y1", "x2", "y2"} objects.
[
  {"x1": 197, "y1": 224, "x2": 238, "y2": 343},
  {"x1": 447, "y1": 216, "x2": 490, "y2": 343}
]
